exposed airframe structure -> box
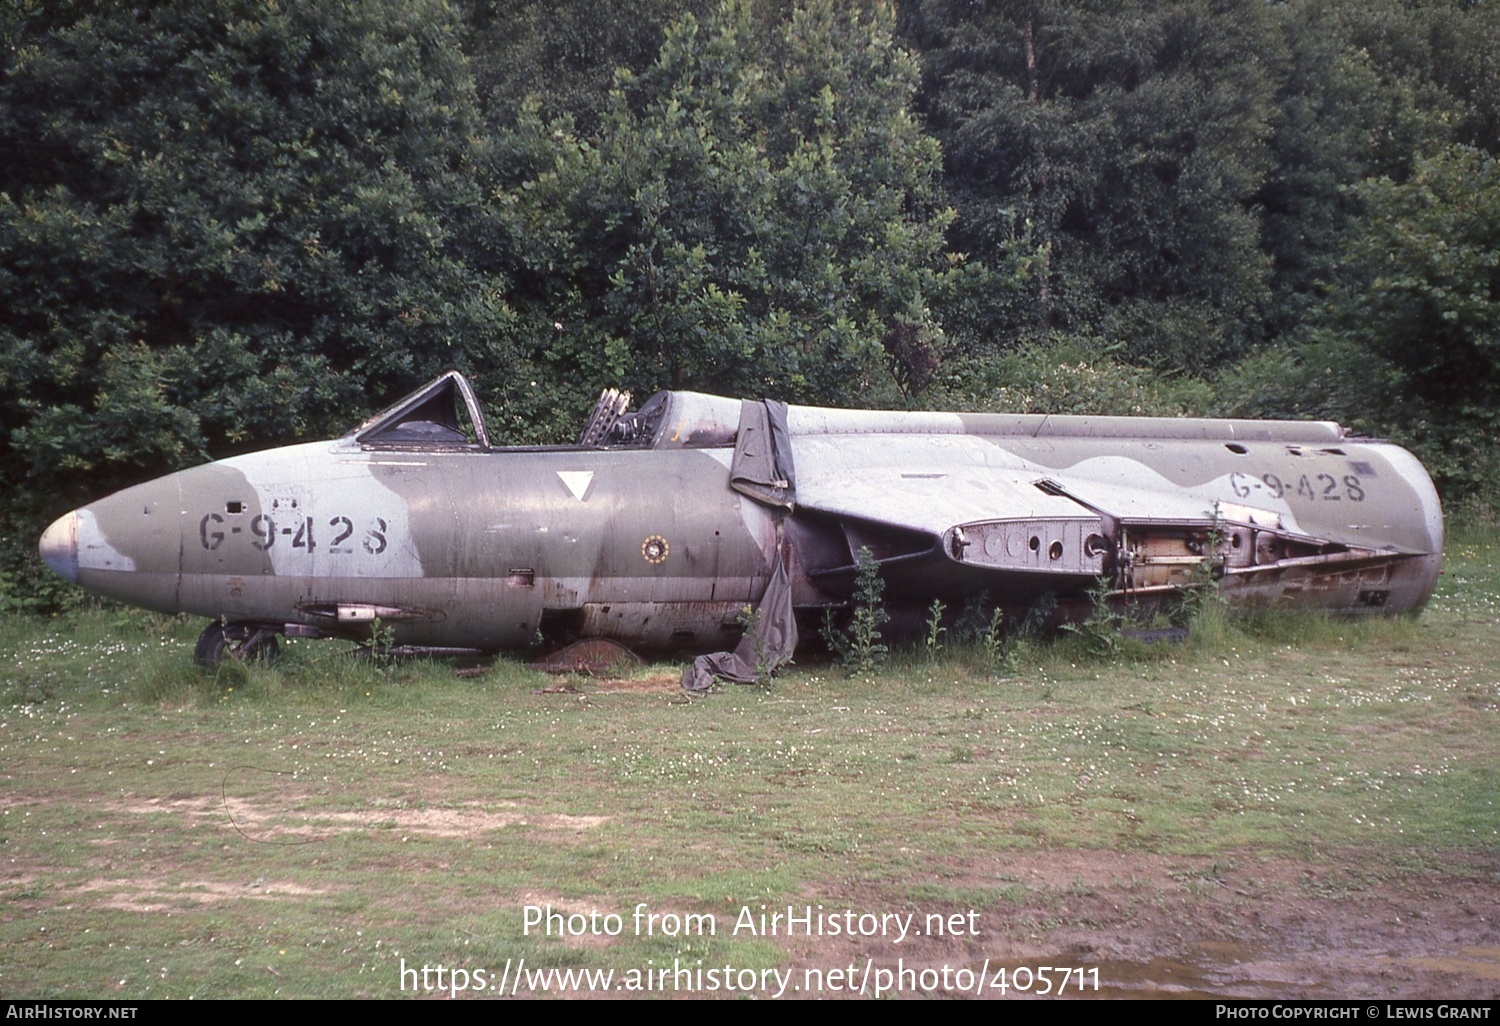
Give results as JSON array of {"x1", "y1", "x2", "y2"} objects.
[{"x1": 39, "y1": 372, "x2": 1443, "y2": 684}]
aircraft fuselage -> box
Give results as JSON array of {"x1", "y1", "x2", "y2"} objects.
[{"x1": 39, "y1": 374, "x2": 1444, "y2": 664}]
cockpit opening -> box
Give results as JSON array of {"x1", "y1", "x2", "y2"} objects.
[
  {"x1": 352, "y1": 371, "x2": 491, "y2": 450},
  {"x1": 352, "y1": 371, "x2": 676, "y2": 452}
]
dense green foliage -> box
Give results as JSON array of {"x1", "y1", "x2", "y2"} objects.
[
  {"x1": 3, "y1": 0, "x2": 1498, "y2": 605},
  {"x1": 904, "y1": 0, "x2": 1279, "y2": 365},
  {"x1": 488, "y1": 0, "x2": 954, "y2": 438},
  {"x1": 0, "y1": 0, "x2": 512, "y2": 602}
]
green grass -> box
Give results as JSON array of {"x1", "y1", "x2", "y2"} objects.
[{"x1": 2, "y1": 530, "x2": 1497, "y2": 997}]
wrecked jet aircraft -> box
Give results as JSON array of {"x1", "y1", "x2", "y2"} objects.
[{"x1": 38, "y1": 371, "x2": 1442, "y2": 685}]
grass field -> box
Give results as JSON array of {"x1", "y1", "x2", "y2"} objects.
[{"x1": 2, "y1": 529, "x2": 1497, "y2": 999}]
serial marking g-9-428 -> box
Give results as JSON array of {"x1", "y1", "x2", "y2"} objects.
[{"x1": 38, "y1": 372, "x2": 1442, "y2": 671}]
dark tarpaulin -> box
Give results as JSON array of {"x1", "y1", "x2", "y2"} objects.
[
  {"x1": 681, "y1": 400, "x2": 799, "y2": 692},
  {"x1": 679, "y1": 533, "x2": 798, "y2": 692},
  {"x1": 728, "y1": 399, "x2": 795, "y2": 510}
]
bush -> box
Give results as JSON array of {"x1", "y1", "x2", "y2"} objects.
[{"x1": 933, "y1": 335, "x2": 1214, "y2": 417}]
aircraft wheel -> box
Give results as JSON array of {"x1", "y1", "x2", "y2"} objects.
[{"x1": 194, "y1": 623, "x2": 280, "y2": 668}]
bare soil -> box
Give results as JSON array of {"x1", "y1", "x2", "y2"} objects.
[
  {"x1": 13, "y1": 793, "x2": 1497, "y2": 998},
  {"x1": 780, "y1": 850, "x2": 1500, "y2": 998},
  {"x1": 107, "y1": 794, "x2": 609, "y2": 838}
]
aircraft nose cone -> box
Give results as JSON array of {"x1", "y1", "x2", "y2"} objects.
[{"x1": 38, "y1": 511, "x2": 79, "y2": 584}]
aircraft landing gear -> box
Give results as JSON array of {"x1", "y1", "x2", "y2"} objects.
[{"x1": 194, "y1": 622, "x2": 280, "y2": 668}]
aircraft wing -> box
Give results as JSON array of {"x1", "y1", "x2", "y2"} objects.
[
  {"x1": 782, "y1": 430, "x2": 1438, "y2": 611},
  {"x1": 791, "y1": 434, "x2": 1095, "y2": 535}
]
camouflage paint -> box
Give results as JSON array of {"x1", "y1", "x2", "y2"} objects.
[{"x1": 39, "y1": 375, "x2": 1442, "y2": 657}]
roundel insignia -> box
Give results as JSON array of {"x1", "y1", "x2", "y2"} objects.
[{"x1": 642, "y1": 535, "x2": 669, "y2": 565}]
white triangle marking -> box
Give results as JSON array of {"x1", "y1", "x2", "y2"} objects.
[{"x1": 557, "y1": 470, "x2": 594, "y2": 502}]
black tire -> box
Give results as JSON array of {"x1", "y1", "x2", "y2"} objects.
[{"x1": 194, "y1": 623, "x2": 280, "y2": 668}]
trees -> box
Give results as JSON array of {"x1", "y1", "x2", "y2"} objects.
[
  {"x1": 1336, "y1": 146, "x2": 1500, "y2": 502},
  {"x1": 1216, "y1": 144, "x2": 1500, "y2": 504},
  {"x1": 1230, "y1": 1, "x2": 1500, "y2": 503},
  {"x1": 902, "y1": 0, "x2": 1277, "y2": 366},
  {"x1": 0, "y1": 0, "x2": 509, "y2": 599},
  {"x1": 490, "y1": 0, "x2": 955, "y2": 435},
  {"x1": 1343, "y1": 147, "x2": 1500, "y2": 415},
  {"x1": 463, "y1": 0, "x2": 707, "y2": 131},
  {"x1": 1255, "y1": 0, "x2": 1497, "y2": 339}
]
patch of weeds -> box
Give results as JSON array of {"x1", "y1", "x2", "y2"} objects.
[
  {"x1": 209, "y1": 654, "x2": 254, "y2": 695},
  {"x1": 1233, "y1": 607, "x2": 1415, "y2": 653},
  {"x1": 821, "y1": 546, "x2": 888, "y2": 675},
  {"x1": 951, "y1": 591, "x2": 992, "y2": 646},
  {"x1": 974, "y1": 592, "x2": 1054, "y2": 671},
  {"x1": 986, "y1": 883, "x2": 1032, "y2": 906},
  {"x1": 134, "y1": 655, "x2": 223, "y2": 705},
  {"x1": 1018, "y1": 591, "x2": 1058, "y2": 637},
  {"x1": 1170, "y1": 543, "x2": 1231, "y2": 650},
  {"x1": 906, "y1": 882, "x2": 1031, "y2": 907},
  {"x1": 980, "y1": 607, "x2": 1014, "y2": 671},
  {"x1": 1299, "y1": 869, "x2": 1376, "y2": 899},
  {"x1": 135, "y1": 648, "x2": 295, "y2": 707},
  {"x1": 1171, "y1": 867, "x2": 1223, "y2": 899},
  {"x1": 366, "y1": 617, "x2": 398, "y2": 671},
  {"x1": 127, "y1": 627, "x2": 465, "y2": 705},
  {"x1": 1060, "y1": 579, "x2": 1124, "y2": 657},
  {"x1": 923, "y1": 598, "x2": 947, "y2": 662},
  {"x1": 1391, "y1": 851, "x2": 1435, "y2": 874},
  {"x1": 1065, "y1": 878, "x2": 1099, "y2": 898},
  {"x1": 110, "y1": 609, "x2": 186, "y2": 640},
  {"x1": 1182, "y1": 876, "x2": 1218, "y2": 900},
  {"x1": 2, "y1": 674, "x2": 55, "y2": 705},
  {"x1": 294, "y1": 642, "x2": 439, "y2": 697},
  {"x1": 738, "y1": 603, "x2": 788, "y2": 684},
  {"x1": 776, "y1": 829, "x2": 861, "y2": 856}
]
